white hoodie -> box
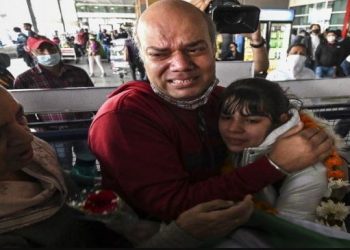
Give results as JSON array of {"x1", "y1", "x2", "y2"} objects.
[
  {"x1": 266, "y1": 55, "x2": 316, "y2": 81},
  {"x1": 234, "y1": 109, "x2": 328, "y2": 221}
]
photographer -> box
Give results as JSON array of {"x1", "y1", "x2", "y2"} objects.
[{"x1": 186, "y1": 0, "x2": 269, "y2": 76}]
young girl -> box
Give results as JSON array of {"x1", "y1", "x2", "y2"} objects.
[{"x1": 218, "y1": 78, "x2": 347, "y2": 223}]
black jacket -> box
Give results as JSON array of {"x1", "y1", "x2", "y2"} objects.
[{"x1": 315, "y1": 42, "x2": 343, "y2": 67}]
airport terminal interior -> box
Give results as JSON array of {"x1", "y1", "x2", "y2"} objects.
[{"x1": 0, "y1": 0, "x2": 350, "y2": 247}]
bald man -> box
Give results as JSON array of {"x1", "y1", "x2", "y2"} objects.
[{"x1": 89, "y1": 0, "x2": 332, "y2": 223}]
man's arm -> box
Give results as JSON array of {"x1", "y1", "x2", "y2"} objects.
[
  {"x1": 138, "y1": 196, "x2": 254, "y2": 248},
  {"x1": 243, "y1": 25, "x2": 269, "y2": 74},
  {"x1": 88, "y1": 108, "x2": 282, "y2": 221}
]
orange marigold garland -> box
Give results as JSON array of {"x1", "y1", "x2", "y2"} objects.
[{"x1": 300, "y1": 112, "x2": 350, "y2": 230}]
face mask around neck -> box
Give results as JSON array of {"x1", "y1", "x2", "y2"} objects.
[
  {"x1": 286, "y1": 54, "x2": 306, "y2": 76},
  {"x1": 36, "y1": 53, "x2": 61, "y2": 67}
]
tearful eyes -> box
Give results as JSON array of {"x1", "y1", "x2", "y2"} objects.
[{"x1": 147, "y1": 46, "x2": 207, "y2": 60}]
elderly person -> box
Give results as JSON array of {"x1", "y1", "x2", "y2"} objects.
[
  {"x1": 0, "y1": 86, "x2": 137, "y2": 247},
  {"x1": 89, "y1": 0, "x2": 332, "y2": 225}
]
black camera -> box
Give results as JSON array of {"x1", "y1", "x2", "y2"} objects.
[{"x1": 206, "y1": 0, "x2": 260, "y2": 34}]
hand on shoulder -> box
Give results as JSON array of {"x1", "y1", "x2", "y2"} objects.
[{"x1": 268, "y1": 123, "x2": 333, "y2": 173}]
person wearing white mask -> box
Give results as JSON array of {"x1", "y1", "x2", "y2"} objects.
[
  {"x1": 13, "y1": 36, "x2": 99, "y2": 185},
  {"x1": 266, "y1": 44, "x2": 315, "y2": 81}
]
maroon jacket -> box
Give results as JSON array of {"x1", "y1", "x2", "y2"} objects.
[{"x1": 88, "y1": 81, "x2": 283, "y2": 221}]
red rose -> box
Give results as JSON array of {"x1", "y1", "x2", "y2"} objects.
[{"x1": 83, "y1": 189, "x2": 118, "y2": 214}]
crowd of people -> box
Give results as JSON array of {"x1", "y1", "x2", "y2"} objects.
[
  {"x1": 281, "y1": 24, "x2": 350, "y2": 80},
  {"x1": 0, "y1": 0, "x2": 350, "y2": 248}
]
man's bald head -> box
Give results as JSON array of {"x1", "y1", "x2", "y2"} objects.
[{"x1": 134, "y1": 0, "x2": 216, "y2": 52}]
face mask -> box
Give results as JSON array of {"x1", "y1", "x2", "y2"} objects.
[
  {"x1": 327, "y1": 36, "x2": 336, "y2": 43},
  {"x1": 286, "y1": 54, "x2": 306, "y2": 76},
  {"x1": 312, "y1": 29, "x2": 320, "y2": 34},
  {"x1": 36, "y1": 53, "x2": 61, "y2": 67}
]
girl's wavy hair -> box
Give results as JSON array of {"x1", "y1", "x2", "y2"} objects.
[{"x1": 219, "y1": 78, "x2": 302, "y2": 126}]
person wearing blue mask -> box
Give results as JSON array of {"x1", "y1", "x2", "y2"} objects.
[{"x1": 13, "y1": 36, "x2": 99, "y2": 185}]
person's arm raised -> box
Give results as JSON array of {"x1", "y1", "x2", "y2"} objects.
[
  {"x1": 184, "y1": 0, "x2": 269, "y2": 74},
  {"x1": 242, "y1": 25, "x2": 269, "y2": 74},
  {"x1": 184, "y1": 0, "x2": 211, "y2": 11}
]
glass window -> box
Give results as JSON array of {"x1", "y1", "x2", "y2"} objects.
[
  {"x1": 78, "y1": 6, "x2": 87, "y2": 12},
  {"x1": 108, "y1": 6, "x2": 117, "y2": 13},
  {"x1": 316, "y1": 2, "x2": 325, "y2": 9},
  {"x1": 330, "y1": 13, "x2": 345, "y2": 25},
  {"x1": 333, "y1": 0, "x2": 347, "y2": 11},
  {"x1": 294, "y1": 5, "x2": 309, "y2": 15},
  {"x1": 327, "y1": 0, "x2": 335, "y2": 8},
  {"x1": 293, "y1": 16, "x2": 308, "y2": 26},
  {"x1": 76, "y1": 4, "x2": 135, "y2": 13}
]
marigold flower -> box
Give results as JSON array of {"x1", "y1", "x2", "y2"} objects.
[
  {"x1": 300, "y1": 113, "x2": 320, "y2": 129},
  {"x1": 328, "y1": 170, "x2": 346, "y2": 180},
  {"x1": 325, "y1": 154, "x2": 344, "y2": 167}
]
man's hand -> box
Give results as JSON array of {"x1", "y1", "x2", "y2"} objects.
[
  {"x1": 242, "y1": 24, "x2": 263, "y2": 44},
  {"x1": 175, "y1": 195, "x2": 254, "y2": 240},
  {"x1": 268, "y1": 122, "x2": 333, "y2": 173},
  {"x1": 184, "y1": 0, "x2": 211, "y2": 11}
]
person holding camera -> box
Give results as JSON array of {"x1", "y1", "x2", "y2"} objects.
[{"x1": 186, "y1": 0, "x2": 269, "y2": 76}]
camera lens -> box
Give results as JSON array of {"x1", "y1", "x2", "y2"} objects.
[{"x1": 212, "y1": 5, "x2": 260, "y2": 34}]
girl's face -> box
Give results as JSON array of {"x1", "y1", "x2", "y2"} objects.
[{"x1": 219, "y1": 110, "x2": 273, "y2": 153}]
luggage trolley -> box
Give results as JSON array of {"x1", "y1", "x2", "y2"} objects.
[
  {"x1": 110, "y1": 38, "x2": 130, "y2": 82},
  {"x1": 60, "y1": 47, "x2": 78, "y2": 64}
]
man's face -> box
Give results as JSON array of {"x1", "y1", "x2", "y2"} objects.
[
  {"x1": 288, "y1": 46, "x2": 306, "y2": 56},
  {"x1": 137, "y1": 7, "x2": 216, "y2": 100},
  {"x1": 32, "y1": 43, "x2": 58, "y2": 56},
  {"x1": 0, "y1": 88, "x2": 33, "y2": 175},
  {"x1": 230, "y1": 43, "x2": 237, "y2": 53},
  {"x1": 23, "y1": 24, "x2": 31, "y2": 31}
]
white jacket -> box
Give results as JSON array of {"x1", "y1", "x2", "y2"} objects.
[
  {"x1": 266, "y1": 63, "x2": 316, "y2": 81},
  {"x1": 234, "y1": 109, "x2": 328, "y2": 221}
]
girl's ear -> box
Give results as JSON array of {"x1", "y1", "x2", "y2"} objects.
[{"x1": 279, "y1": 113, "x2": 289, "y2": 123}]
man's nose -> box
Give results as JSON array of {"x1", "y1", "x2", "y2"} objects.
[
  {"x1": 170, "y1": 51, "x2": 194, "y2": 71},
  {"x1": 7, "y1": 124, "x2": 33, "y2": 147}
]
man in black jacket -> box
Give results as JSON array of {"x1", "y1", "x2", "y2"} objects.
[{"x1": 314, "y1": 30, "x2": 343, "y2": 78}]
